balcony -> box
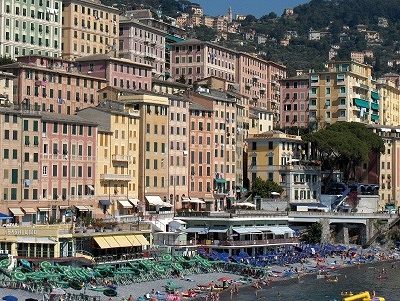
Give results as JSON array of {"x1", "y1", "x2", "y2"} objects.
[
  {"x1": 100, "y1": 174, "x2": 132, "y2": 181},
  {"x1": 112, "y1": 154, "x2": 132, "y2": 163}
]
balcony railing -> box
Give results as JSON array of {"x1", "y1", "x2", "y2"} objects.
[
  {"x1": 100, "y1": 174, "x2": 132, "y2": 181},
  {"x1": 173, "y1": 237, "x2": 299, "y2": 247},
  {"x1": 112, "y1": 154, "x2": 132, "y2": 163}
]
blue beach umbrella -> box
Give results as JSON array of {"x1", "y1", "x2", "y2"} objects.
[
  {"x1": 0, "y1": 213, "x2": 12, "y2": 220},
  {"x1": 2, "y1": 296, "x2": 18, "y2": 301}
]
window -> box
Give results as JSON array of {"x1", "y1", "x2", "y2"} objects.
[
  {"x1": 52, "y1": 165, "x2": 57, "y2": 176},
  {"x1": 3, "y1": 149, "x2": 9, "y2": 159},
  {"x1": 11, "y1": 169, "x2": 18, "y2": 184}
]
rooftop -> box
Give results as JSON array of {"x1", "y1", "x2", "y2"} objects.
[{"x1": 76, "y1": 54, "x2": 152, "y2": 69}]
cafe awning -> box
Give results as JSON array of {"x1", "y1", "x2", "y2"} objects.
[
  {"x1": 232, "y1": 227, "x2": 262, "y2": 234},
  {"x1": 129, "y1": 198, "x2": 139, "y2": 206},
  {"x1": 9, "y1": 208, "x2": 24, "y2": 216},
  {"x1": 185, "y1": 227, "x2": 208, "y2": 234},
  {"x1": 145, "y1": 195, "x2": 172, "y2": 207},
  {"x1": 87, "y1": 185, "x2": 95, "y2": 191},
  {"x1": 125, "y1": 235, "x2": 141, "y2": 246},
  {"x1": 99, "y1": 200, "x2": 111, "y2": 206},
  {"x1": 38, "y1": 207, "x2": 51, "y2": 212},
  {"x1": 22, "y1": 208, "x2": 36, "y2": 214},
  {"x1": 189, "y1": 198, "x2": 205, "y2": 204},
  {"x1": 18, "y1": 236, "x2": 56, "y2": 244},
  {"x1": 103, "y1": 236, "x2": 120, "y2": 248},
  {"x1": 268, "y1": 226, "x2": 294, "y2": 235},
  {"x1": 114, "y1": 235, "x2": 132, "y2": 248},
  {"x1": 135, "y1": 235, "x2": 150, "y2": 246},
  {"x1": 208, "y1": 228, "x2": 228, "y2": 233},
  {"x1": 93, "y1": 237, "x2": 110, "y2": 249},
  {"x1": 118, "y1": 200, "x2": 133, "y2": 209},
  {"x1": 59, "y1": 205, "x2": 69, "y2": 210},
  {"x1": 75, "y1": 205, "x2": 93, "y2": 212}
]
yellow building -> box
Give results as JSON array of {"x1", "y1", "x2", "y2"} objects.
[
  {"x1": 77, "y1": 102, "x2": 140, "y2": 217},
  {"x1": 246, "y1": 131, "x2": 321, "y2": 202},
  {"x1": 377, "y1": 79, "x2": 400, "y2": 126},
  {"x1": 61, "y1": 0, "x2": 120, "y2": 59},
  {"x1": 309, "y1": 61, "x2": 378, "y2": 129}
]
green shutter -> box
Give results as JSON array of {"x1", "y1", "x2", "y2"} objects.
[
  {"x1": 3, "y1": 149, "x2": 9, "y2": 159},
  {"x1": 34, "y1": 136, "x2": 39, "y2": 146},
  {"x1": 33, "y1": 120, "x2": 38, "y2": 131},
  {"x1": 11, "y1": 169, "x2": 18, "y2": 184}
]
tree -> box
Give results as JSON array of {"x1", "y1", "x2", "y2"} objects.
[
  {"x1": 303, "y1": 122, "x2": 384, "y2": 182},
  {"x1": 192, "y1": 25, "x2": 217, "y2": 41},
  {"x1": 0, "y1": 56, "x2": 14, "y2": 66},
  {"x1": 241, "y1": 15, "x2": 258, "y2": 26},
  {"x1": 251, "y1": 177, "x2": 283, "y2": 198},
  {"x1": 301, "y1": 222, "x2": 322, "y2": 244}
]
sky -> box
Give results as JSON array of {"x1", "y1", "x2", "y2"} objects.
[{"x1": 193, "y1": 0, "x2": 310, "y2": 18}]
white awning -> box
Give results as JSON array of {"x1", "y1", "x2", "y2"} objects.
[
  {"x1": 232, "y1": 202, "x2": 256, "y2": 208},
  {"x1": 181, "y1": 197, "x2": 191, "y2": 202},
  {"x1": 59, "y1": 205, "x2": 69, "y2": 210},
  {"x1": 17, "y1": 236, "x2": 57, "y2": 244},
  {"x1": 208, "y1": 228, "x2": 228, "y2": 233},
  {"x1": 395, "y1": 129, "x2": 400, "y2": 133},
  {"x1": 38, "y1": 207, "x2": 51, "y2": 212},
  {"x1": 9, "y1": 208, "x2": 24, "y2": 216},
  {"x1": 185, "y1": 227, "x2": 208, "y2": 234},
  {"x1": 268, "y1": 226, "x2": 294, "y2": 235},
  {"x1": 22, "y1": 208, "x2": 36, "y2": 214},
  {"x1": 128, "y1": 198, "x2": 139, "y2": 206},
  {"x1": 76, "y1": 205, "x2": 89, "y2": 211},
  {"x1": 118, "y1": 200, "x2": 133, "y2": 209},
  {"x1": 271, "y1": 192, "x2": 280, "y2": 196},
  {"x1": 204, "y1": 199, "x2": 215, "y2": 202},
  {"x1": 145, "y1": 196, "x2": 172, "y2": 207},
  {"x1": 87, "y1": 185, "x2": 95, "y2": 191},
  {"x1": 189, "y1": 198, "x2": 205, "y2": 204},
  {"x1": 232, "y1": 227, "x2": 262, "y2": 234}
]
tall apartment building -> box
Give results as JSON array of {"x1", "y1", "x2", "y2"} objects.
[
  {"x1": 119, "y1": 18, "x2": 166, "y2": 77},
  {"x1": 267, "y1": 62, "x2": 286, "y2": 121},
  {"x1": 0, "y1": 107, "x2": 98, "y2": 222},
  {"x1": 61, "y1": 0, "x2": 120, "y2": 59},
  {"x1": 76, "y1": 54, "x2": 152, "y2": 91},
  {"x1": 248, "y1": 107, "x2": 274, "y2": 135},
  {"x1": 168, "y1": 95, "x2": 190, "y2": 209},
  {"x1": 376, "y1": 79, "x2": 400, "y2": 126},
  {"x1": 77, "y1": 102, "x2": 140, "y2": 217},
  {"x1": 188, "y1": 101, "x2": 214, "y2": 209},
  {"x1": 0, "y1": 56, "x2": 107, "y2": 114},
  {"x1": 280, "y1": 74, "x2": 310, "y2": 129},
  {"x1": 309, "y1": 61, "x2": 378, "y2": 129},
  {"x1": 247, "y1": 131, "x2": 320, "y2": 203},
  {"x1": 171, "y1": 39, "x2": 237, "y2": 85},
  {"x1": 189, "y1": 88, "x2": 237, "y2": 210},
  {"x1": 0, "y1": 0, "x2": 62, "y2": 58},
  {"x1": 40, "y1": 113, "x2": 97, "y2": 220}
]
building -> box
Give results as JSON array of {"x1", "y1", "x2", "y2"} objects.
[
  {"x1": 119, "y1": 18, "x2": 167, "y2": 77},
  {"x1": 308, "y1": 30, "x2": 330, "y2": 41},
  {"x1": 0, "y1": 107, "x2": 98, "y2": 222},
  {"x1": 377, "y1": 79, "x2": 400, "y2": 126},
  {"x1": 77, "y1": 102, "x2": 140, "y2": 217},
  {"x1": 168, "y1": 95, "x2": 190, "y2": 209},
  {"x1": 309, "y1": 61, "x2": 377, "y2": 129},
  {"x1": 189, "y1": 88, "x2": 237, "y2": 210},
  {"x1": 280, "y1": 74, "x2": 310, "y2": 129},
  {"x1": 0, "y1": 0, "x2": 62, "y2": 58},
  {"x1": 248, "y1": 107, "x2": 274, "y2": 135},
  {"x1": 152, "y1": 79, "x2": 188, "y2": 95},
  {"x1": 171, "y1": 39, "x2": 237, "y2": 86},
  {"x1": 188, "y1": 4, "x2": 203, "y2": 17},
  {"x1": 378, "y1": 17, "x2": 389, "y2": 28},
  {"x1": 0, "y1": 71, "x2": 16, "y2": 106},
  {"x1": 351, "y1": 52, "x2": 366, "y2": 64},
  {"x1": 0, "y1": 55, "x2": 107, "y2": 115},
  {"x1": 76, "y1": 54, "x2": 152, "y2": 91},
  {"x1": 61, "y1": 0, "x2": 120, "y2": 59},
  {"x1": 368, "y1": 125, "x2": 400, "y2": 209},
  {"x1": 246, "y1": 131, "x2": 320, "y2": 202}
]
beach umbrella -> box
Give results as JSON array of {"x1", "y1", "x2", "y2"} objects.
[
  {"x1": 103, "y1": 289, "x2": 117, "y2": 297},
  {"x1": 0, "y1": 212, "x2": 12, "y2": 220},
  {"x1": 2, "y1": 296, "x2": 18, "y2": 301}
]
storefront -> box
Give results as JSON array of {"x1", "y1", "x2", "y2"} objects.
[{"x1": 0, "y1": 224, "x2": 74, "y2": 259}]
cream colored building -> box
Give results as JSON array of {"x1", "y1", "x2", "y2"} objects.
[
  {"x1": 309, "y1": 61, "x2": 377, "y2": 129},
  {"x1": 377, "y1": 79, "x2": 400, "y2": 126},
  {"x1": 0, "y1": 71, "x2": 15, "y2": 105},
  {"x1": 77, "y1": 102, "x2": 140, "y2": 217},
  {"x1": 61, "y1": 0, "x2": 120, "y2": 59}
]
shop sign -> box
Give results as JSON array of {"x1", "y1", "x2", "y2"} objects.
[{"x1": 6, "y1": 229, "x2": 37, "y2": 236}]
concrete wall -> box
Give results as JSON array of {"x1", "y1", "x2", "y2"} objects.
[{"x1": 260, "y1": 199, "x2": 287, "y2": 211}]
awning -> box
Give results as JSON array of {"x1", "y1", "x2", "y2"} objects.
[
  {"x1": 232, "y1": 227, "x2": 262, "y2": 234},
  {"x1": 99, "y1": 200, "x2": 111, "y2": 206},
  {"x1": 59, "y1": 205, "x2": 69, "y2": 210},
  {"x1": 208, "y1": 228, "x2": 228, "y2": 233},
  {"x1": 129, "y1": 198, "x2": 139, "y2": 206},
  {"x1": 146, "y1": 195, "x2": 164, "y2": 206},
  {"x1": 185, "y1": 227, "x2": 208, "y2": 234},
  {"x1": 114, "y1": 235, "x2": 132, "y2": 248},
  {"x1": 38, "y1": 207, "x2": 51, "y2": 212},
  {"x1": 204, "y1": 199, "x2": 215, "y2": 202},
  {"x1": 17, "y1": 237, "x2": 56, "y2": 244},
  {"x1": 22, "y1": 208, "x2": 36, "y2": 214},
  {"x1": 94, "y1": 237, "x2": 110, "y2": 249},
  {"x1": 76, "y1": 205, "x2": 89, "y2": 211},
  {"x1": 215, "y1": 178, "x2": 226, "y2": 184},
  {"x1": 182, "y1": 197, "x2": 191, "y2": 202},
  {"x1": 268, "y1": 226, "x2": 294, "y2": 235},
  {"x1": 232, "y1": 202, "x2": 256, "y2": 208},
  {"x1": 87, "y1": 185, "x2": 95, "y2": 191},
  {"x1": 135, "y1": 234, "x2": 150, "y2": 246},
  {"x1": 103, "y1": 236, "x2": 120, "y2": 248},
  {"x1": 118, "y1": 200, "x2": 133, "y2": 209},
  {"x1": 126, "y1": 235, "x2": 141, "y2": 247},
  {"x1": 188, "y1": 198, "x2": 205, "y2": 204},
  {"x1": 9, "y1": 208, "x2": 25, "y2": 216}
]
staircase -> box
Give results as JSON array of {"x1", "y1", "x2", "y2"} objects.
[{"x1": 331, "y1": 188, "x2": 351, "y2": 212}]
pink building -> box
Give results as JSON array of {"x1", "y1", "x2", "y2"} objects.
[
  {"x1": 40, "y1": 113, "x2": 98, "y2": 221},
  {"x1": 279, "y1": 74, "x2": 310, "y2": 129},
  {"x1": 267, "y1": 62, "x2": 287, "y2": 121},
  {"x1": 76, "y1": 54, "x2": 153, "y2": 91},
  {"x1": 0, "y1": 56, "x2": 107, "y2": 115},
  {"x1": 119, "y1": 19, "x2": 166, "y2": 77},
  {"x1": 171, "y1": 39, "x2": 237, "y2": 85}
]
